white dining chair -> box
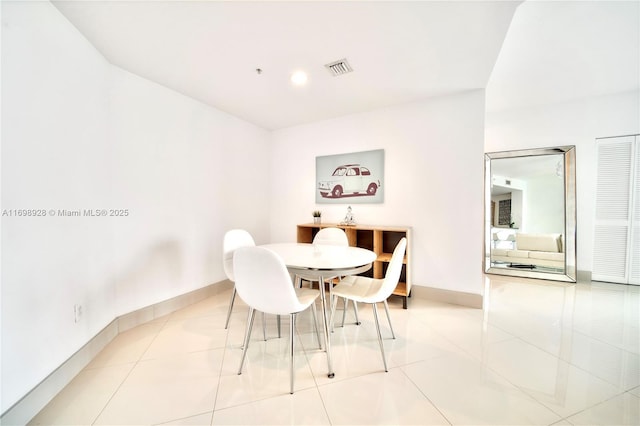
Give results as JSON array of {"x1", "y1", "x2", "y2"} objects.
[
  {"x1": 223, "y1": 229, "x2": 275, "y2": 339},
  {"x1": 233, "y1": 246, "x2": 321, "y2": 394},
  {"x1": 297, "y1": 227, "x2": 360, "y2": 326},
  {"x1": 297, "y1": 227, "x2": 349, "y2": 287},
  {"x1": 330, "y1": 237, "x2": 407, "y2": 372},
  {"x1": 223, "y1": 229, "x2": 255, "y2": 329},
  {"x1": 311, "y1": 227, "x2": 349, "y2": 246}
]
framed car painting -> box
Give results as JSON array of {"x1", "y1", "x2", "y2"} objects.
[{"x1": 316, "y1": 149, "x2": 384, "y2": 204}]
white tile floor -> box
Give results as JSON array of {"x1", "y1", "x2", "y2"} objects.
[{"x1": 30, "y1": 275, "x2": 640, "y2": 425}]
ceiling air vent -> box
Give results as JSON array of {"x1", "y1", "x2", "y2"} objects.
[{"x1": 325, "y1": 58, "x2": 353, "y2": 76}]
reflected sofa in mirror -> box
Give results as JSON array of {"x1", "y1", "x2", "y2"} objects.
[{"x1": 484, "y1": 146, "x2": 576, "y2": 282}]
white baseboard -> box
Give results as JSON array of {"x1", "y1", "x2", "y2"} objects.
[
  {"x1": 577, "y1": 269, "x2": 591, "y2": 283},
  {"x1": 0, "y1": 280, "x2": 232, "y2": 426},
  {"x1": 411, "y1": 285, "x2": 483, "y2": 309}
]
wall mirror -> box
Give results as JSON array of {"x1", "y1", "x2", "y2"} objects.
[{"x1": 484, "y1": 146, "x2": 576, "y2": 282}]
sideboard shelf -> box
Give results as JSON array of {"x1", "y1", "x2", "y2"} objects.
[{"x1": 296, "y1": 223, "x2": 412, "y2": 308}]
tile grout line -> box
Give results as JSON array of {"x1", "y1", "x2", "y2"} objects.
[
  {"x1": 296, "y1": 319, "x2": 334, "y2": 425},
  {"x1": 210, "y1": 312, "x2": 236, "y2": 424},
  {"x1": 90, "y1": 318, "x2": 167, "y2": 425},
  {"x1": 397, "y1": 366, "x2": 453, "y2": 426}
]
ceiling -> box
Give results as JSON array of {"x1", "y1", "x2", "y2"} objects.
[
  {"x1": 51, "y1": 1, "x2": 639, "y2": 130},
  {"x1": 51, "y1": 0, "x2": 519, "y2": 129},
  {"x1": 487, "y1": 0, "x2": 640, "y2": 113},
  {"x1": 491, "y1": 154, "x2": 563, "y2": 195},
  {"x1": 492, "y1": 154, "x2": 562, "y2": 180}
]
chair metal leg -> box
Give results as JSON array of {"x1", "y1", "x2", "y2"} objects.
[
  {"x1": 241, "y1": 307, "x2": 253, "y2": 350},
  {"x1": 310, "y1": 301, "x2": 322, "y2": 349},
  {"x1": 340, "y1": 298, "x2": 360, "y2": 327},
  {"x1": 238, "y1": 308, "x2": 256, "y2": 374},
  {"x1": 329, "y1": 295, "x2": 337, "y2": 332},
  {"x1": 353, "y1": 300, "x2": 360, "y2": 325},
  {"x1": 371, "y1": 303, "x2": 388, "y2": 372},
  {"x1": 383, "y1": 300, "x2": 396, "y2": 339},
  {"x1": 262, "y1": 312, "x2": 267, "y2": 341},
  {"x1": 277, "y1": 315, "x2": 282, "y2": 338},
  {"x1": 225, "y1": 286, "x2": 237, "y2": 329},
  {"x1": 289, "y1": 313, "x2": 296, "y2": 394}
]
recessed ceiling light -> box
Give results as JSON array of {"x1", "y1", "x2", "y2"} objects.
[{"x1": 291, "y1": 70, "x2": 308, "y2": 86}]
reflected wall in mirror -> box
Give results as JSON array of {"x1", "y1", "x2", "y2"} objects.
[{"x1": 485, "y1": 146, "x2": 576, "y2": 282}]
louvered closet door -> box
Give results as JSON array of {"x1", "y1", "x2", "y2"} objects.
[
  {"x1": 593, "y1": 135, "x2": 639, "y2": 284},
  {"x1": 630, "y1": 139, "x2": 640, "y2": 284}
]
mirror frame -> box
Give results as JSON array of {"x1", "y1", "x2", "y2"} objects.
[{"x1": 484, "y1": 146, "x2": 577, "y2": 283}]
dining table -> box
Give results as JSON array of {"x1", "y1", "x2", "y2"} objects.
[{"x1": 260, "y1": 242, "x2": 377, "y2": 378}]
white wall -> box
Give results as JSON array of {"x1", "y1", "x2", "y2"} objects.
[
  {"x1": 270, "y1": 90, "x2": 486, "y2": 296},
  {"x1": 486, "y1": 90, "x2": 640, "y2": 273},
  {"x1": 1, "y1": 1, "x2": 270, "y2": 414},
  {"x1": 1, "y1": 0, "x2": 113, "y2": 413},
  {"x1": 524, "y1": 174, "x2": 564, "y2": 234},
  {"x1": 108, "y1": 67, "x2": 270, "y2": 316}
]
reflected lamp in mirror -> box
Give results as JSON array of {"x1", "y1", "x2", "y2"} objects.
[{"x1": 484, "y1": 146, "x2": 576, "y2": 282}]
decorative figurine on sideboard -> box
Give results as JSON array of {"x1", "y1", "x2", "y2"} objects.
[{"x1": 340, "y1": 206, "x2": 356, "y2": 226}]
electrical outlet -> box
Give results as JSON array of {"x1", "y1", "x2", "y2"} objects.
[{"x1": 74, "y1": 304, "x2": 83, "y2": 323}]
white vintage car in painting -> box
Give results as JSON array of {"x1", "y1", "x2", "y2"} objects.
[{"x1": 318, "y1": 164, "x2": 381, "y2": 198}]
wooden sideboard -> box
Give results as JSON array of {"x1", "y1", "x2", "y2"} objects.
[{"x1": 296, "y1": 223, "x2": 412, "y2": 308}]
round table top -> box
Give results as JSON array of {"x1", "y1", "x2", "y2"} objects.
[{"x1": 261, "y1": 243, "x2": 377, "y2": 273}]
